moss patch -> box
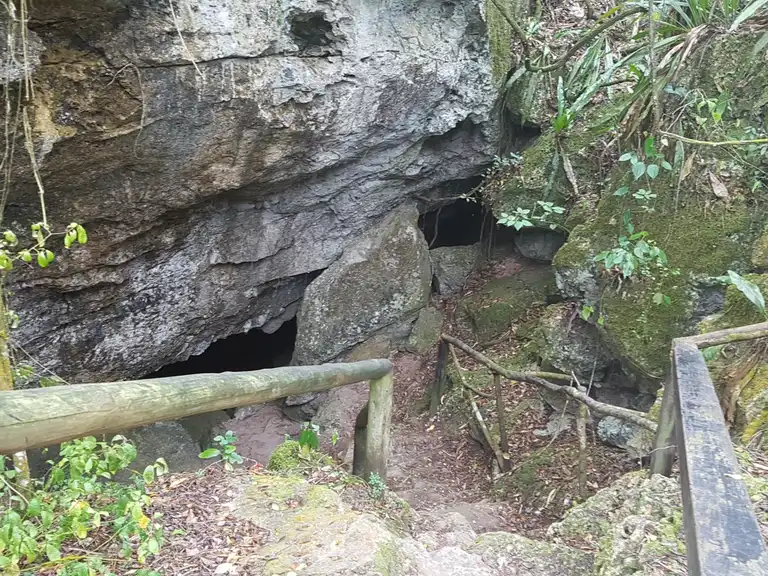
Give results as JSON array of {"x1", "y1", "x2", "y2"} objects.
[
  {"x1": 458, "y1": 267, "x2": 556, "y2": 341},
  {"x1": 267, "y1": 440, "x2": 303, "y2": 472}
]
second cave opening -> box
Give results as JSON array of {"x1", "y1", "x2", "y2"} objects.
[{"x1": 146, "y1": 318, "x2": 297, "y2": 379}]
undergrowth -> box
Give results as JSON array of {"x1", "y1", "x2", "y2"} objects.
[{"x1": 0, "y1": 436, "x2": 167, "y2": 576}]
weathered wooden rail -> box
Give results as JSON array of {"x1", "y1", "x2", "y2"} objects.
[
  {"x1": 651, "y1": 323, "x2": 768, "y2": 576},
  {"x1": 0, "y1": 360, "x2": 394, "y2": 480}
]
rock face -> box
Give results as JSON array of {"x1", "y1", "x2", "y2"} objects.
[
  {"x1": 8, "y1": 0, "x2": 497, "y2": 381},
  {"x1": 513, "y1": 229, "x2": 567, "y2": 263},
  {"x1": 293, "y1": 206, "x2": 431, "y2": 365},
  {"x1": 430, "y1": 243, "x2": 482, "y2": 295},
  {"x1": 548, "y1": 472, "x2": 687, "y2": 576},
  {"x1": 236, "y1": 471, "x2": 593, "y2": 575}
]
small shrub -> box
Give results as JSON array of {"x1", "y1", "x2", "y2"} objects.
[
  {"x1": 199, "y1": 430, "x2": 243, "y2": 471},
  {"x1": 0, "y1": 436, "x2": 167, "y2": 574}
]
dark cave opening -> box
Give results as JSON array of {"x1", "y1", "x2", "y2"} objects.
[
  {"x1": 146, "y1": 318, "x2": 297, "y2": 379},
  {"x1": 419, "y1": 197, "x2": 492, "y2": 249}
]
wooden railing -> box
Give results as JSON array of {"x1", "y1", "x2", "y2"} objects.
[
  {"x1": 651, "y1": 324, "x2": 768, "y2": 576},
  {"x1": 0, "y1": 360, "x2": 394, "y2": 480}
]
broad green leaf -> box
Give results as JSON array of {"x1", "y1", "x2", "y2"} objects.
[
  {"x1": 727, "y1": 270, "x2": 767, "y2": 317},
  {"x1": 614, "y1": 186, "x2": 630, "y2": 196},
  {"x1": 45, "y1": 543, "x2": 61, "y2": 561},
  {"x1": 632, "y1": 161, "x2": 646, "y2": 180},
  {"x1": 619, "y1": 152, "x2": 633, "y2": 161},
  {"x1": 644, "y1": 136, "x2": 655, "y2": 157},
  {"x1": 198, "y1": 448, "x2": 220, "y2": 459},
  {"x1": 661, "y1": 160, "x2": 672, "y2": 171},
  {"x1": 646, "y1": 164, "x2": 660, "y2": 179},
  {"x1": 37, "y1": 252, "x2": 49, "y2": 268},
  {"x1": 76, "y1": 225, "x2": 88, "y2": 244}
]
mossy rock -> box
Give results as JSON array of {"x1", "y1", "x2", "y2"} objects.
[
  {"x1": 540, "y1": 31, "x2": 768, "y2": 380},
  {"x1": 458, "y1": 267, "x2": 557, "y2": 341},
  {"x1": 267, "y1": 440, "x2": 303, "y2": 472},
  {"x1": 267, "y1": 440, "x2": 334, "y2": 473},
  {"x1": 406, "y1": 306, "x2": 444, "y2": 354},
  {"x1": 468, "y1": 532, "x2": 594, "y2": 576},
  {"x1": 549, "y1": 471, "x2": 686, "y2": 575}
]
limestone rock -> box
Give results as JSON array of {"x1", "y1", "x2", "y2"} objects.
[
  {"x1": 513, "y1": 229, "x2": 567, "y2": 263},
  {"x1": 293, "y1": 206, "x2": 431, "y2": 365},
  {"x1": 406, "y1": 306, "x2": 444, "y2": 354},
  {"x1": 9, "y1": 0, "x2": 497, "y2": 382},
  {"x1": 596, "y1": 417, "x2": 652, "y2": 458},
  {"x1": 430, "y1": 243, "x2": 482, "y2": 295},
  {"x1": 236, "y1": 474, "x2": 498, "y2": 575},
  {"x1": 467, "y1": 532, "x2": 594, "y2": 576},
  {"x1": 533, "y1": 302, "x2": 612, "y2": 381},
  {"x1": 549, "y1": 472, "x2": 686, "y2": 576}
]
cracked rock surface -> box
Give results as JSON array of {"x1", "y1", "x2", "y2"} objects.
[{"x1": 8, "y1": 0, "x2": 497, "y2": 380}]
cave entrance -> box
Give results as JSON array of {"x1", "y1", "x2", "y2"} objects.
[
  {"x1": 419, "y1": 197, "x2": 491, "y2": 249},
  {"x1": 146, "y1": 318, "x2": 297, "y2": 378}
]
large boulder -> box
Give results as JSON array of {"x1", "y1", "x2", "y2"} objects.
[
  {"x1": 7, "y1": 0, "x2": 498, "y2": 382},
  {"x1": 293, "y1": 206, "x2": 431, "y2": 365},
  {"x1": 533, "y1": 302, "x2": 612, "y2": 382},
  {"x1": 548, "y1": 472, "x2": 687, "y2": 576},
  {"x1": 430, "y1": 243, "x2": 482, "y2": 295}
]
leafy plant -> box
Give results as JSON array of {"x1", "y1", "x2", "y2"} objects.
[
  {"x1": 298, "y1": 422, "x2": 320, "y2": 456},
  {"x1": 498, "y1": 201, "x2": 566, "y2": 231},
  {"x1": 613, "y1": 137, "x2": 672, "y2": 211},
  {"x1": 367, "y1": 472, "x2": 387, "y2": 500},
  {"x1": 199, "y1": 430, "x2": 243, "y2": 471},
  {"x1": 0, "y1": 436, "x2": 166, "y2": 574},
  {"x1": 724, "y1": 270, "x2": 768, "y2": 320},
  {"x1": 594, "y1": 211, "x2": 669, "y2": 279}
]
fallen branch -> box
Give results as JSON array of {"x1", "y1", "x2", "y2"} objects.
[
  {"x1": 447, "y1": 344, "x2": 494, "y2": 398},
  {"x1": 660, "y1": 131, "x2": 768, "y2": 147},
  {"x1": 577, "y1": 402, "x2": 588, "y2": 499},
  {"x1": 441, "y1": 334, "x2": 657, "y2": 433},
  {"x1": 448, "y1": 344, "x2": 507, "y2": 470},
  {"x1": 494, "y1": 372, "x2": 510, "y2": 471},
  {"x1": 681, "y1": 322, "x2": 768, "y2": 349}
]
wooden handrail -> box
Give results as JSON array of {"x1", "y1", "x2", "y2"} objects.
[
  {"x1": 651, "y1": 330, "x2": 768, "y2": 575},
  {"x1": 0, "y1": 359, "x2": 394, "y2": 480}
]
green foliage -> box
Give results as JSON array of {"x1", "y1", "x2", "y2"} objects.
[
  {"x1": 724, "y1": 270, "x2": 768, "y2": 320},
  {"x1": 298, "y1": 422, "x2": 320, "y2": 456},
  {"x1": 0, "y1": 436, "x2": 166, "y2": 574},
  {"x1": 498, "y1": 201, "x2": 566, "y2": 231},
  {"x1": 0, "y1": 221, "x2": 87, "y2": 272},
  {"x1": 367, "y1": 472, "x2": 387, "y2": 500},
  {"x1": 613, "y1": 137, "x2": 673, "y2": 212},
  {"x1": 594, "y1": 211, "x2": 670, "y2": 280},
  {"x1": 199, "y1": 430, "x2": 243, "y2": 471}
]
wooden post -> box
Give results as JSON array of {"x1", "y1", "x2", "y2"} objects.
[
  {"x1": 493, "y1": 373, "x2": 509, "y2": 471},
  {"x1": 650, "y1": 359, "x2": 678, "y2": 476},
  {"x1": 360, "y1": 371, "x2": 393, "y2": 481}
]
